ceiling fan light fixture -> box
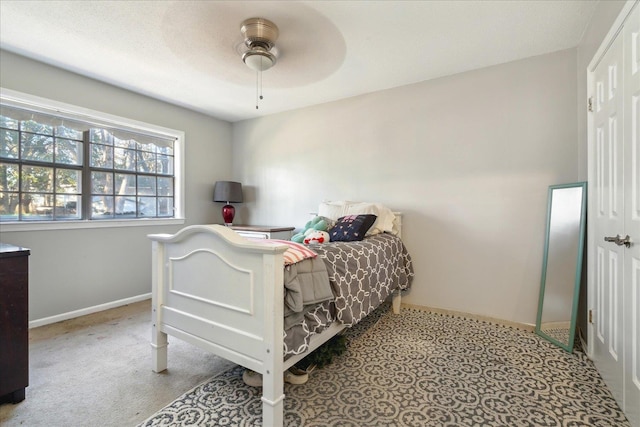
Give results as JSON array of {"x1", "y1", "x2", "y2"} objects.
[
  {"x1": 239, "y1": 17, "x2": 279, "y2": 109},
  {"x1": 242, "y1": 47, "x2": 276, "y2": 71}
]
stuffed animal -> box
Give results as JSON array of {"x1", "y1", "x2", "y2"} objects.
[
  {"x1": 304, "y1": 230, "x2": 330, "y2": 245},
  {"x1": 291, "y1": 216, "x2": 329, "y2": 244}
]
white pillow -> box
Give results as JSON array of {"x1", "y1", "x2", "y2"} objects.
[
  {"x1": 374, "y1": 203, "x2": 396, "y2": 234},
  {"x1": 344, "y1": 202, "x2": 396, "y2": 236},
  {"x1": 317, "y1": 201, "x2": 351, "y2": 221},
  {"x1": 318, "y1": 201, "x2": 396, "y2": 236},
  {"x1": 390, "y1": 213, "x2": 401, "y2": 236}
]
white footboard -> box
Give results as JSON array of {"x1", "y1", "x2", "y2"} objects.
[{"x1": 148, "y1": 225, "x2": 289, "y2": 426}]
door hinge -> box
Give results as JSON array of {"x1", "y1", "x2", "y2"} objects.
[
  {"x1": 588, "y1": 97, "x2": 593, "y2": 112},
  {"x1": 589, "y1": 309, "x2": 594, "y2": 324}
]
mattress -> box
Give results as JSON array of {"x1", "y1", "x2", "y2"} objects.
[{"x1": 283, "y1": 233, "x2": 414, "y2": 357}]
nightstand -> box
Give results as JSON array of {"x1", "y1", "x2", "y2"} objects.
[{"x1": 228, "y1": 225, "x2": 295, "y2": 240}]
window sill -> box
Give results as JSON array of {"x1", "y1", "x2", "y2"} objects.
[{"x1": 0, "y1": 217, "x2": 185, "y2": 232}]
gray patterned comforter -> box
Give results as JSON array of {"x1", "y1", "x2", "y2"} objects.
[{"x1": 284, "y1": 233, "x2": 414, "y2": 356}]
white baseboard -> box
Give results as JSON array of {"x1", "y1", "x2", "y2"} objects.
[
  {"x1": 29, "y1": 293, "x2": 152, "y2": 329},
  {"x1": 400, "y1": 302, "x2": 536, "y2": 332}
]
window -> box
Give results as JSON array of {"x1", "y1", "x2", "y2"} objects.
[
  {"x1": 0, "y1": 89, "x2": 184, "y2": 230},
  {"x1": 86, "y1": 128, "x2": 175, "y2": 220}
]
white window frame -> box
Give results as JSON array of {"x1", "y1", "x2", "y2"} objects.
[{"x1": 0, "y1": 87, "x2": 185, "y2": 231}]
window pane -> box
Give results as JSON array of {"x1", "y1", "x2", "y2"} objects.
[
  {"x1": 138, "y1": 175, "x2": 156, "y2": 196},
  {"x1": 55, "y1": 195, "x2": 80, "y2": 219},
  {"x1": 21, "y1": 132, "x2": 54, "y2": 162},
  {"x1": 158, "y1": 145, "x2": 173, "y2": 156},
  {"x1": 55, "y1": 138, "x2": 82, "y2": 165},
  {"x1": 137, "y1": 140, "x2": 156, "y2": 152},
  {"x1": 1, "y1": 129, "x2": 19, "y2": 159},
  {"x1": 115, "y1": 196, "x2": 136, "y2": 217},
  {"x1": 0, "y1": 192, "x2": 19, "y2": 220},
  {"x1": 55, "y1": 122, "x2": 85, "y2": 140},
  {"x1": 157, "y1": 177, "x2": 173, "y2": 196},
  {"x1": 138, "y1": 196, "x2": 156, "y2": 217},
  {"x1": 91, "y1": 195, "x2": 114, "y2": 219},
  {"x1": 115, "y1": 173, "x2": 136, "y2": 195},
  {"x1": 90, "y1": 128, "x2": 113, "y2": 145},
  {"x1": 157, "y1": 155, "x2": 173, "y2": 175},
  {"x1": 158, "y1": 197, "x2": 173, "y2": 217},
  {"x1": 137, "y1": 151, "x2": 156, "y2": 173},
  {"x1": 91, "y1": 171, "x2": 112, "y2": 194},
  {"x1": 21, "y1": 120, "x2": 53, "y2": 135},
  {"x1": 90, "y1": 143, "x2": 113, "y2": 168},
  {"x1": 22, "y1": 165, "x2": 53, "y2": 192},
  {"x1": 0, "y1": 114, "x2": 19, "y2": 130},
  {"x1": 114, "y1": 136, "x2": 136, "y2": 149},
  {"x1": 0, "y1": 163, "x2": 19, "y2": 191},
  {"x1": 56, "y1": 169, "x2": 81, "y2": 193},
  {"x1": 114, "y1": 147, "x2": 136, "y2": 171},
  {"x1": 21, "y1": 193, "x2": 54, "y2": 220}
]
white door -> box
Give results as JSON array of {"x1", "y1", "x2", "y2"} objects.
[
  {"x1": 592, "y1": 3, "x2": 640, "y2": 425},
  {"x1": 622, "y1": 4, "x2": 640, "y2": 425},
  {"x1": 593, "y1": 23, "x2": 625, "y2": 407}
]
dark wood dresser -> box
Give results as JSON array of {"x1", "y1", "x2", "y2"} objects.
[{"x1": 0, "y1": 242, "x2": 30, "y2": 403}]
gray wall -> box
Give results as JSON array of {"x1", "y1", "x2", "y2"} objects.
[
  {"x1": 232, "y1": 49, "x2": 578, "y2": 325},
  {"x1": 0, "y1": 50, "x2": 232, "y2": 321}
]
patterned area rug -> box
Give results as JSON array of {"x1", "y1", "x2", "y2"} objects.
[{"x1": 138, "y1": 306, "x2": 629, "y2": 426}]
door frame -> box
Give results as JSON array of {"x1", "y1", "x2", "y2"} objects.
[{"x1": 586, "y1": 0, "x2": 638, "y2": 358}]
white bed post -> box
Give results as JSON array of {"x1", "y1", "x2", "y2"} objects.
[
  {"x1": 150, "y1": 240, "x2": 168, "y2": 372},
  {"x1": 392, "y1": 212, "x2": 404, "y2": 315},
  {"x1": 261, "y1": 252, "x2": 285, "y2": 427},
  {"x1": 392, "y1": 289, "x2": 402, "y2": 314}
]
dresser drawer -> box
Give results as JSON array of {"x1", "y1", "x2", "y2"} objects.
[{"x1": 228, "y1": 225, "x2": 294, "y2": 240}]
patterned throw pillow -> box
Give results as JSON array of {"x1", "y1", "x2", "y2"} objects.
[{"x1": 328, "y1": 214, "x2": 377, "y2": 242}]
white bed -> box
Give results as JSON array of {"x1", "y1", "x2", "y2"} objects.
[{"x1": 147, "y1": 211, "x2": 411, "y2": 426}]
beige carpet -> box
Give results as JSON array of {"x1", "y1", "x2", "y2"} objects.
[{"x1": 0, "y1": 300, "x2": 234, "y2": 427}]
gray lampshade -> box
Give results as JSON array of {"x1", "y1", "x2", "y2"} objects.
[{"x1": 213, "y1": 181, "x2": 243, "y2": 203}]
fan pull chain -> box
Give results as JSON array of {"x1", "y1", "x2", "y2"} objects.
[
  {"x1": 255, "y1": 57, "x2": 265, "y2": 109},
  {"x1": 256, "y1": 70, "x2": 259, "y2": 109},
  {"x1": 255, "y1": 71, "x2": 265, "y2": 109},
  {"x1": 260, "y1": 68, "x2": 264, "y2": 101},
  {"x1": 260, "y1": 55, "x2": 264, "y2": 102}
]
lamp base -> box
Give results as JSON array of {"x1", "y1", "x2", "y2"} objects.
[{"x1": 222, "y1": 204, "x2": 235, "y2": 226}]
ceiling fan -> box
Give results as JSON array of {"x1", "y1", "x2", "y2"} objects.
[
  {"x1": 240, "y1": 17, "x2": 279, "y2": 72},
  {"x1": 238, "y1": 17, "x2": 279, "y2": 109}
]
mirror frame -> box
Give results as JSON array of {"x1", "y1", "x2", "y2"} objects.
[{"x1": 535, "y1": 181, "x2": 587, "y2": 352}]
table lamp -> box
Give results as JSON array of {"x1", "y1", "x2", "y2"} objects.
[{"x1": 213, "y1": 181, "x2": 243, "y2": 226}]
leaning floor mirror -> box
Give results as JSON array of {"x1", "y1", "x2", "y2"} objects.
[{"x1": 535, "y1": 182, "x2": 587, "y2": 352}]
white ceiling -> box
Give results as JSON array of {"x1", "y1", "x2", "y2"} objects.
[{"x1": 0, "y1": 0, "x2": 597, "y2": 123}]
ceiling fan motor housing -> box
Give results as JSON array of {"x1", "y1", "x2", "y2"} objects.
[{"x1": 241, "y1": 18, "x2": 279, "y2": 50}]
